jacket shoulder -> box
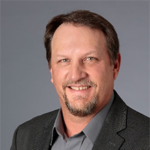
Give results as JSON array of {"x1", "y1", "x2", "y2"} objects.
[
  {"x1": 126, "y1": 106, "x2": 149, "y2": 134},
  {"x1": 10, "y1": 109, "x2": 59, "y2": 150},
  {"x1": 19, "y1": 109, "x2": 59, "y2": 129},
  {"x1": 15, "y1": 109, "x2": 59, "y2": 139}
]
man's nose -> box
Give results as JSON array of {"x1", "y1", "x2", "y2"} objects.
[{"x1": 68, "y1": 62, "x2": 88, "y2": 82}]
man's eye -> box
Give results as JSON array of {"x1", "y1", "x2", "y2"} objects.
[
  {"x1": 61, "y1": 59, "x2": 69, "y2": 62},
  {"x1": 83, "y1": 57, "x2": 97, "y2": 64},
  {"x1": 87, "y1": 57, "x2": 95, "y2": 60}
]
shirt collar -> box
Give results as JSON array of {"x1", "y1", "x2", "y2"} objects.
[
  {"x1": 50, "y1": 109, "x2": 64, "y2": 146},
  {"x1": 51, "y1": 91, "x2": 114, "y2": 145}
]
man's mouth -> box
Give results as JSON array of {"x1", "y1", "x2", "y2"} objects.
[{"x1": 68, "y1": 86, "x2": 91, "y2": 90}]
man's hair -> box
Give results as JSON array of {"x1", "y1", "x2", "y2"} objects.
[{"x1": 44, "y1": 10, "x2": 119, "y2": 66}]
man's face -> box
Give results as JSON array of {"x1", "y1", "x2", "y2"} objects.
[{"x1": 50, "y1": 23, "x2": 120, "y2": 117}]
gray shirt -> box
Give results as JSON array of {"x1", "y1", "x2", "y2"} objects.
[{"x1": 51, "y1": 92, "x2": 114, "y2": 150}]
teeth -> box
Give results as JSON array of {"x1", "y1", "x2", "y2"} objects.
[{"x1": 70, "y1": 86, "x2": 89, "y2": 90}]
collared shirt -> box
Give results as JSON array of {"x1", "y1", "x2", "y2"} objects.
[{"x1": 51, "y1": 92, "x2": 114, "y2": 150}]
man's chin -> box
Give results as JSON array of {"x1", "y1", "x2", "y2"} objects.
[
  {"x1": 65, "y1": 101, "x2": 97, "y2": 117},
  {"x1": 63, "y1": 91, "x2": 97, "y2": 117}
]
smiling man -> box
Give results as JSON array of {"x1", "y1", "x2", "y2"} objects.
[{"x1": 10, "y1": 10, "x2": 149, "y2": 150}]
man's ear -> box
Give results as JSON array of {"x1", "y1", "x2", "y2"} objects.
[
  {"x1": 49, "y1": 63, "x2": 54, "y2": 83},
  {"x1": 50, "y1": 68, "x2": 54, "y2": 83},
  {"x1": 113, "y1": 53, "x2": 121, "y2": 80}
]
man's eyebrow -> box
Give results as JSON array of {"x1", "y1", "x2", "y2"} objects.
[
  {"x1": 56, "y1": 51, "x2": 98, "y2": 58},
  {"x1": 56, "y1": 54, "x2": 68, "y2": 58},
  {"x1": 84, "y1": 51, "x2": 98, "y2": 56}
]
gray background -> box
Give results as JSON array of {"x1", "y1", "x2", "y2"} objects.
[{"x1": 1, "y1": 1, "x2": 149, "y2": 150}]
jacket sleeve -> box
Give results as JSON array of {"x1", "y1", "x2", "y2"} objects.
[{"x1": 10, "y1": 127, "x2": 19, "y2": 150}]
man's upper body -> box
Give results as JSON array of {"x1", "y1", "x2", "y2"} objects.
[
  {"x1": 10, "y1": 91, "x2": 149, "y2": 150},
  {"x1": 10, "y1": 10, "x2": 150, "y2": 149}
]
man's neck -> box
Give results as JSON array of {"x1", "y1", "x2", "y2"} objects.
[{"x1": 62, "y1": 109, "x2": 98, "y2": 137}]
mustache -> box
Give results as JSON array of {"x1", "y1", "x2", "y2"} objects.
[{"x1": 62, "y1": 79, "x2": 97, "y2": 89}]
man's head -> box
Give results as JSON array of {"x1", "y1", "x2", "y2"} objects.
[
  {"x1": 44, "y1": 10, "x2": 119, "y2": 67},
  {"x1": 44, "y1": 10, "x2": 121, "y2": 117}
]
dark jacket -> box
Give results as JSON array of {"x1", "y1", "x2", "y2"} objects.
[{"x1": 10, "y1": 91, "x2": 150, "y2": 150}]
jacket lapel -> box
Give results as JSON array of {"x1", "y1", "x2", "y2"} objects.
[
  {"x1": 33, "y1": 127, "x2": 52, "y2": 150},
  {"x1": 32, "y1": 110, "x2": 58, "y2": 150},
  {"x1": 92, "y1": 91, "x2": 127, "y2": 150}
]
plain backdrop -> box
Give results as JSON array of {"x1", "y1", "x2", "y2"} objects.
[{"x1": 1, "y1": 1, "x2": 150, "y2": 150}]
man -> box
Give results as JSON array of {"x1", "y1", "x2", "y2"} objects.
[{"x1": 10, "y1": 10, "x2": 149, "y2": 150}]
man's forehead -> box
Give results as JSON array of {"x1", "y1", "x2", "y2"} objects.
[
  {"x1": 51, "y1": 23, "x2": 105, "y2": 45},
  {"x1": 50, "y1": 23, "x2": 107, "y2": 58}
]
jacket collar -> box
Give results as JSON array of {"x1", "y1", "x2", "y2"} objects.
[{"x1": 92, "y1": 90, "x2": 127, "y2": 150}]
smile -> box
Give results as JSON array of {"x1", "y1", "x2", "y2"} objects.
[{"x1": 69, "y1": 86, "x2": 91, "y2": 90}]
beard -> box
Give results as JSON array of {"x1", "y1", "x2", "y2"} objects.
[
  {"x1": 62, "y1": 79, "x2": 97, "y2": 117},
  {"x1": 63, "y1": 93, "x2": 97, "y2": 117}
]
